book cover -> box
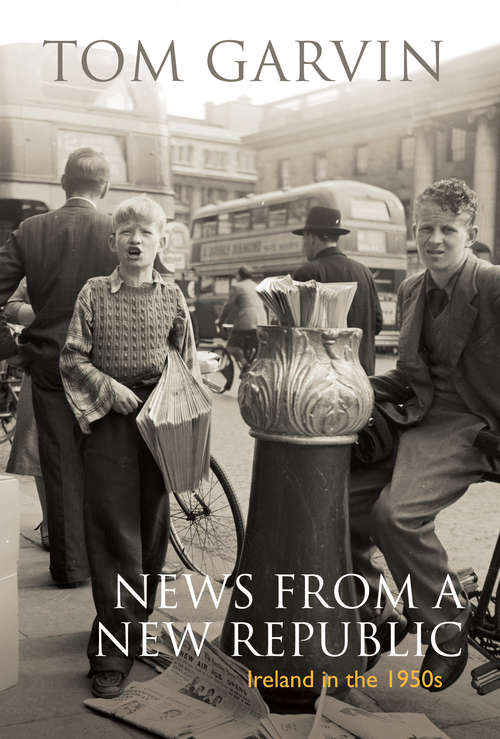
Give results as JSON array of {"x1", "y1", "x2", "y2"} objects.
[{"x1": 0, "y1": 1, "x2": 499, "y2": 737}]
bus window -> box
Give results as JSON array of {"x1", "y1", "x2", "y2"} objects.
[
  {"x1": 202, "y1": 218, "x2": 217, "y2": 238},
  {"x1": 231, "y1": 211, "x2": 251, "y2": 232},
  {"x1": 288, "y1": 199, "x2": 309, "y2": 225},
  {"x1": 350, "y1": 198, "x2": 391, "y2": 221},
  {"x1": 371, "y1": 269, "x2": 398, "y2": 327},
  {"x1": 218, "y1": 213, "x2": 231, "y2": 235},
  {"x1": 268, "y1": 204, "x2": 288, "y2": 228},
  {"x1": 252, "y1": 206, "x2": 267, "y2": 230},
  {"x1": 357, "y1": 230, "x2": 387, "y2": 253}
]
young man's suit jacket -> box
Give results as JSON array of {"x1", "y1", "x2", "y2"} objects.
[{"x1": 372, "y1": 254, "x2": 500, "y2": 433}]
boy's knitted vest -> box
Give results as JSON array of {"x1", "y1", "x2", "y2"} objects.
[{"x1": 89, "y1": 278, "x2": 178, "y2": 383}]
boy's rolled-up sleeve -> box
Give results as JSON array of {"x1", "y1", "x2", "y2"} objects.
[{"x1": 60, "y1": 282, "x2": 116, "y2": 434}]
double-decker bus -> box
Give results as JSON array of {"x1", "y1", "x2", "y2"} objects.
[
  {"x1": 0, "y1": 42, "x2": 174, "y2": 243},
  {"x1": 190, "y1": 181, "x2": 407, "y2": 349}
]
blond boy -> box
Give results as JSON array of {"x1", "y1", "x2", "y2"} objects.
[{"x1": 61, "y1": 195, "x2": 197, "y2": 698}]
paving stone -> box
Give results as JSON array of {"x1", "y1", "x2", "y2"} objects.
[
  {"x1": 446, "y1": 718, "x2": 500, "y2": 739},
  {"x1": 0, "y1": 711, "x2": 150, "y2": 738},
  {"x1": 0, "y1": 633, "x2": 154, "y2": 731},
  {"x1": 19, "y1": 584, "x2": 95, "y2": 639},
  {"x1": 370, "y1": 636, "x2": 500, "y2": 729}
]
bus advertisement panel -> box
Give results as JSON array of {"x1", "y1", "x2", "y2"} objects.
[{"x1": 190, "y1": 181, "x2": 407, "y2": 348}]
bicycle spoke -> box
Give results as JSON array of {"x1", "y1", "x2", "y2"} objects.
[{"x1": 168, "y1": 457, "x2": 244, "y2": 585}]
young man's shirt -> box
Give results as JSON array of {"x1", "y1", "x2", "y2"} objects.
[{"x1": 60, "y1": 268, "x2": 198, "y2": 433}]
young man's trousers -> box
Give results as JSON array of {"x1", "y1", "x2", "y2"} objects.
[{"x1": 349, "y1": 399, "x2": 491, "y2": 642}]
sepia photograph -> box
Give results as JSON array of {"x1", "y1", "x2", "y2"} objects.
[{"x1": 0, "y1": 1, "x2": 499, "y2": 737}]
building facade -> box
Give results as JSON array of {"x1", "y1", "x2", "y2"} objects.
[
  {"x1": 204, "y1": 96, "x2": 263, "y2": 135},
  {"x1": 168, "y1": 115, "x2": 257, "y2": 225},
  {"x1": 242, "y1": 46, "x2": 500, "y2": 261}
]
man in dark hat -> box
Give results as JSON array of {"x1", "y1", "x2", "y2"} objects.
[
  {"x1": 217, "y1": 264, "x2": 267, "y2": 375},
  {"x1": 292, "y1": 206, "x2": 382, "y2": 375}
]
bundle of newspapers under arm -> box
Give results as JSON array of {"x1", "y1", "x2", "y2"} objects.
[
  {"x1": 136, "y1": 349, "x2": 211, "y2": 494},
  {"x1": 256, "y1": 274, "x2": 357, "y2": 329}
]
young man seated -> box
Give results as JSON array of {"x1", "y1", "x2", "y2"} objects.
[{"x1": 349, "y1": 178, "x2": 500, "y2": 691}]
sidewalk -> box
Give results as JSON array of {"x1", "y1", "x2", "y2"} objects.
[{"x1": 0, "y1": 476, "x2": 499, "y2": 739}]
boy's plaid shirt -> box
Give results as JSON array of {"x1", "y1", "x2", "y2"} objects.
[{"x1": 60, "y1": 267, "x2": 198, "y2": 433}]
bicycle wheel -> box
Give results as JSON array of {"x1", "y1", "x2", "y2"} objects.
[
  {"x1": 0, "y1": 371, "x2": 18, "y2": 444},
  {"x1": 0, "y1": 410, "x2": 16, "y2": 444},
  {"x1": 169, "y1": 456, "x2": 244, "y2": 587},
  {"x1": 203, "y1": 345, "x2": 234, "y2": 394}
]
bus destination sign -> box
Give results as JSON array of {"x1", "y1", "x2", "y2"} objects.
[{"x1": 200, "y1": 233, "x2": 303, "y2": 262}]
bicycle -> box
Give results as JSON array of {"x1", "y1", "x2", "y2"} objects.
[
  {"x1": 0, "y1": 360, "x2": 21, "y2": 444},
  {"x1": 200, "y1": 324, "x2": 259, "y2": 395},
  {"x1": 457, "y1": 429, "x2": 500, "y2": 695}
]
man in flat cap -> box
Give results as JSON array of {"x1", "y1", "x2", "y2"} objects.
[{"x1": 292, "y1": 206, "x2": 382, "y2": 374}]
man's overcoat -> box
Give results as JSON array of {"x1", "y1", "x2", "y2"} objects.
[{"x1": 293, "y1": 246, "x2": 383, "y2": 375}]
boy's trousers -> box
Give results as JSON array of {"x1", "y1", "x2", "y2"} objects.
[{"x1": 82, "y1": 393, "x2": 169, "y2": 676}]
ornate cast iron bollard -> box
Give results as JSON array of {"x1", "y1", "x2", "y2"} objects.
[{"x1": 221, "y1": 325, "x2": 374, "y2": 710}]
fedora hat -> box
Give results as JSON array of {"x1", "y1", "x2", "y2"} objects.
[{"x1": 292, "y1": 206, "x2": 350, "y2": 236}]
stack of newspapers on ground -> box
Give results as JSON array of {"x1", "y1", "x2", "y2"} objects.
[
  {"x1": 256, "y1": 275, "x2": 357, "y2": 329},
  {"x1": 136, "y1": 349, "x2": 211, "y2": 494},
  {"x1": 85, "y1": 623, "x2": 450, "y2": 739}
]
